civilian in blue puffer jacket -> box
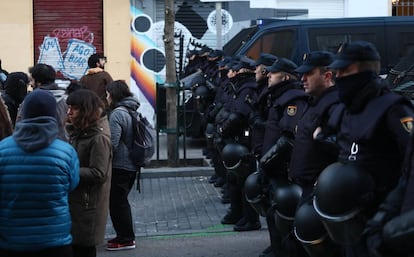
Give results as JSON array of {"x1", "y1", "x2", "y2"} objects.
[{"x1": 0, "y1": 90, "x2": 80, "y2": 257}]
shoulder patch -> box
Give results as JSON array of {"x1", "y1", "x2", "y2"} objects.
[
  {"x1": 400, "y1": 117, "x2": 413, "y2": 133},
  {"x1": 287, "y1": 105, "x2": 297, "y2": 116}
]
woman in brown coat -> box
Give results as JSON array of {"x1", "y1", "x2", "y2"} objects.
[{"x1": 66, "y1": 89, "x2": 112, "y2": 257}]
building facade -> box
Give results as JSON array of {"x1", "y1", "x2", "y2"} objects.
[{"x1": 0, "y1": 0, "x2": 406, "y2": 118}]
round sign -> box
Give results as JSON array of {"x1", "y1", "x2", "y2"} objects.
[{"x1": 207, "y1": 9, "x2": 233, "y2": 35}]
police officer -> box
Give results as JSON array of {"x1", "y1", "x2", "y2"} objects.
[
  {"x1": 285, "y1": 51, "x2": 343, "y2": 257},
  {"x1": 364, "y1": 132, "x2": 414, "y2": 257},
  {"x1": 321, "y1": 41, "x2": 414, "y2": 257},
  {"x1": 248, "y1": 53, "x2": 278, "y2": 158},
  {"x1": 205, "y1": 57, "x2": 234, "y2": 189},
  {"x1": 290, "y1": 51, "x2": 340, "y2": 199},
  {"x1": 258, "y1": 58, "x2": 308, "y2": 257},
  {"x1": 218, "y1": 57, "x2": 261, "y2": 231}
]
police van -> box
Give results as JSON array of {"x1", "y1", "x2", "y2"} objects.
[{"x1": 225, "y1": 16, "x2": 414, "y2": 75}]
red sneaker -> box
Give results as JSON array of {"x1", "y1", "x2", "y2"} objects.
[{"x1": 106, "y1": 240, "x2": 136, "y2": 251}]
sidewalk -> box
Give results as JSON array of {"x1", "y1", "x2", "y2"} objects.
[
  {"x1": 99, "y1": 134, "x2": 269, "y2": 256},
  {"x1": 104, "y1": 134, "x2": 229, "y2": 238}
]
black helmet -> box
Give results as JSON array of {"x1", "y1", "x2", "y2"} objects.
[
  {"x1": 193, "y1": 84, "x2": 213, "y2": 114},
  {"x1": 294, "y1": 201, "x2": 339, "y2": 257},
  {"x1": 244, "y1": 172, "x2": 270, "y2": 217},
  {"x1": 273, "y1": 183, "x2": 302, "y2": 235},
  {"x1": 193, "y1": 83, "x2": 210, "y2": 98},
  {"x1": 313, "y1": 162, "x2": 375, "y2": 245},
  {"x1": 221, "y1": 143, "x2": 254, "y2": 180}
]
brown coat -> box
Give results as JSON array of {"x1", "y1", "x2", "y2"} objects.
[
  {"x1": 67, "y1": 116, "x2": 112, "y2": 246},
  {"x1": 80, "y1": 68, "x2": 113, "y2": 108}
]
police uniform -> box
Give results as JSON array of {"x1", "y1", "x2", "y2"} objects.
[
  {"x1": 323, "y1": 41, "x2": 414, "y2": 257},
  {"x1": 218, "y1": 57, "x2": 262, "y2": 231},
  {"x1": 248, "y1": 53, "x2": 278, "y2": 158},
  {"x1": 289, "y1": 51, "x2": 340, "y2": 198},
  {"x1": 257, "y1": 58, "x2": 308, "y2": 257}
]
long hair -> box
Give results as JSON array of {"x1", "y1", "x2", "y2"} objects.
[
  {"x1": 106, "y1": 80, "x2": 133, "y2": 110},
  {"x1": 66, "y1": 89, "x2": 104, "y2": 129},
  {"x1": 0, "y1": 98, "x2": 12, "y2": 139}
]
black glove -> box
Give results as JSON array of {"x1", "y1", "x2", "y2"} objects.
[
  {"x1": 364, "y1": 217, "x2": 385, "y2": 257},
  {"x1": 259, "y1": 136, "x2": 293, "y2": 172},
  {"x1": 220, "y1": 112, "x2": 241, "y2": 137}
]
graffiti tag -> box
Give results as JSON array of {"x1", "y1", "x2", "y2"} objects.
[{"x1": 53, "y1": 26, "x2": 94, "y2": 44}]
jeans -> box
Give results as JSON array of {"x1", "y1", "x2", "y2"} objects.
[{"x1": 109, "y1": 168, "x2": 137, "y2": 242}]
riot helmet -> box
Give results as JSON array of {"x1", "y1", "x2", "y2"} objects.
[
  {"x1": 244, "y1": 171, "x2": 271, "y2": 217},
  {"x1": 193, "y1": 83, "x2": 213, "y2": 114},
  {"x1": 313, "y1": 162, "x2": 375, "y2": 245},
  {"x1": 221, "y1": 143, "x2": 254, "y2": 180},
  {"x1": 294, "y1": 201, "x2": 339, "y2": 257},
  {"x1": 273, "y1": 183, "x2": 302, "y2": 235}
]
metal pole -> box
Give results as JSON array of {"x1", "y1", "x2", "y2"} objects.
[{"x1": 215, "y1": 2, "x2": 222, "y2": 50}]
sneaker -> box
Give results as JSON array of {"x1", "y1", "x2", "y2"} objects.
[
  {"x1": 107, "y1": 237, "x2": 118, "y2": 244},
  {"x1": 106, "y1": 240, "x2": 136, "y2": 251}
]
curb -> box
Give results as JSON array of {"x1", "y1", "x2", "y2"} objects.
[{"x1": 141, "y1": 166, "x2": 214, "y2": 178}]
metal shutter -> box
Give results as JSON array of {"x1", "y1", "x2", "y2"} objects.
[{"x1": 33, "y1": 0, "x2": 103, "y2": 79}]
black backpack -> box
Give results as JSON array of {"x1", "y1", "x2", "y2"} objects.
[{"x1": 126, "y1": 109, "x2": 156, "y2": 168}]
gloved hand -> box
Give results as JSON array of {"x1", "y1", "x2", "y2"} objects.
[{"x1": 363, "y1": 215, "x2": 386, "y2": 257}]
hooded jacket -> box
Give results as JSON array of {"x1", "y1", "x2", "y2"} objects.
[
  {"x1": 66, "y1": 116, "x2": 112, "y2": 246},
  {"x1": 0, "y1": 116, "x2": 80, "y2": 251},
  {"x1": 109, "y1": 96, "x2": 141, "y2": 172}
]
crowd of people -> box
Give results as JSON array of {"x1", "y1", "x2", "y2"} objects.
[
  {"x1": 185, "y1": 41, "x2": 414, "y2": 257},
  {"x1": 0, "y1": 40, "x2": 413, "y2": 257},
  {"x1": 0, "y1": 54, "x2": 140, "y2": 257}
]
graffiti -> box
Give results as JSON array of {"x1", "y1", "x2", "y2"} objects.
[
  {"x1": 38, "y1": 36, "x2": 95, "y2": 80},
  {"x1": 61, "y1": 39, "x2": 95, "y2": 79},
  {"x1": 53, "y1": 26, "x2": 94, "y2": 44},
  {"x1": 38, "y1": 36, "x2": 64, "y2": 71}
]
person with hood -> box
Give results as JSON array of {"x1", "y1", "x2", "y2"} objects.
[
  {"x1": 0, "y1": 90, "x2": 80, "y2": 257},
  {"x1": 105, "y1": 80, "x2": 140, "y2": 251},
  {"x1": 66, "y1": 89, "x2": 112, "y2": 257},
  {"x1": 1, "y1": 71, "x2": 28, "y2": 126},
  {"x1": 80, "y1": 53, "x2": 113, "y2": 112}
]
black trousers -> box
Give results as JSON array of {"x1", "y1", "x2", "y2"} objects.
[
  {"x1": 109, "y1": 168, "x2": 137, "y2": 242},
  {"x1": 0, "y1": 244, "x2": 72, "y2": 257},
  {"x1": 72, "y1": 245, "x2": 95, "y2": 257}
]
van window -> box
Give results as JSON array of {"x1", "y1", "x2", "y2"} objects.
[
  {"x1": 308, "y1": 28, "x2": 380, "y2": 53},
  {"x1": 245, "y1": 29, "x2": 295, "y2": 60}
]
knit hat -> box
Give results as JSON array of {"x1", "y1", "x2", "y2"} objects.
[{"x1": 22, "y1": 90, "x2": 56, "y2": 119}]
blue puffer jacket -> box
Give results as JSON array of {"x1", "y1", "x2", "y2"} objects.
[{"x1": 0, "y1": 116, "x2": 80, "y2": 251}]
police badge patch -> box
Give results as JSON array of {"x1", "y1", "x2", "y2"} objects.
[
  {"x1": 287, "y1": 105, "x2": 297, "y2": 116},
  {"x1": 400, "y1": 117, "x2": 414, "y2": 133}
]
